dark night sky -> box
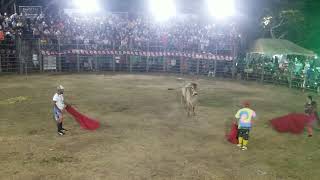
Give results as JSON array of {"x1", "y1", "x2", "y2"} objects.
[{"x1": 12, "y1": 0, "x2": 320, "y2": 18}]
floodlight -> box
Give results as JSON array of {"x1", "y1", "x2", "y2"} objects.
[
  {"x1": 207, "y1": 0, "x2": 235, "y2": 19},
  {"x1": 72, "y1": 0, "x2": 100, "y2": 13},
  {"x1": 149, "y1": 0, "x2": 176, "y2": 22}
]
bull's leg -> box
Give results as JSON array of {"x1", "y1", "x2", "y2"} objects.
[
  {"x1": 181, "y1": 96, "x2": 187, "y2": 110},
  {"x1": 192, "y1": 105, "x2": 196, "y2": 116},
  {"x1": 187, "y1": 104, "x2": 191, "y2": 116},
  {"x1": 181, "y1": 95, "x2": 184, "y2": 106},
  {"x1": 186, "y1": 103, "x2": 189, "y2": 116}
]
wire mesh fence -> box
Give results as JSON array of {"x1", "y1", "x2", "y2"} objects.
[
  {"x1": 0, "y1": 37, "x2": 319, "y2": 92},
  {"x1": 0, "y1": 39, "x2": 18, "y2": 73}
]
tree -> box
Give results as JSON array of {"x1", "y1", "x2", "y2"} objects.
[
  {"x1": 300, "y1": 0, "x2": 320, "y2": 53},
  {"x1": 261, "y1": 8, "x2": 306, "y2": 40}
]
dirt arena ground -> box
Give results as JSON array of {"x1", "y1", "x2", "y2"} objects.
[{"x1": 0, "y1": 74, "x2": 319, "y2": 180}]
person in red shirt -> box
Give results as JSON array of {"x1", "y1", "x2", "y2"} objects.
[
  {"x1": 0, "y1": 30, "x2": 4, "y2": 41},
  {"x1": 304, "y1": 95, "x2": 319, "y2": 137}
]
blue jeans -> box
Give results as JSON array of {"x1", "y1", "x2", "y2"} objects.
[{"x1": 53, "y1": 107, "x2": 62, "y2": 122}]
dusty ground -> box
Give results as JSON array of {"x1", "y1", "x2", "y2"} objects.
[{"x1": 0, "y1": 73, "x2": 319, "y2": 180}]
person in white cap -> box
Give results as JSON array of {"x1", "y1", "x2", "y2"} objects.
[{"x1": 53, "y1": 85, "x2": 67, "y2": 135}]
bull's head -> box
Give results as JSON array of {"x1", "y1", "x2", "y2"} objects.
[{"x1": 190, "y1": 83, "x2": 198, "y2": 96}]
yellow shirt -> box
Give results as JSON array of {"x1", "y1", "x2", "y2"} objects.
[{"x1": 235, "y1": 108, "x2": 256, "y2": 128}]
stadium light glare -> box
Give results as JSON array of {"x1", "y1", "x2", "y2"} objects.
[
  {"x1": 207, "y1": 0, "x2": 235, "y2": 19},
  {"x1": 72, "y1": 0, "x2": 100, "y2": 13},
  {"x1": 149, "y1": 0, "x2": 176, "y2": 22}
]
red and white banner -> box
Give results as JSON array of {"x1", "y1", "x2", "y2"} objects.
[{"x1": 40, "y1": 49, "x2": 235, "y2": 61}]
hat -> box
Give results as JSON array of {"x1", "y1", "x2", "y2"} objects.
[
  {"x1": 242, "y1": 101, "x2": 250, "y2": 107},
  {"x1": 57, "y1": 85, "x2": 64, "y2": 90}
]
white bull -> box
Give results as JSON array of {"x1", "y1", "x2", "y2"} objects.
[{"x1": 181, "y1": 82, "x2": 198, "y2": 116}]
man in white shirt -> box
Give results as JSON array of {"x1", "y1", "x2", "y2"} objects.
[{"x1": 53, "y1": 85, "x2": 67, "y2": 135}]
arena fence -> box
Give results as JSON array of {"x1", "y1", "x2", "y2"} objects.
[{"x1": 0, "y1": 37, "x2": 319, "y2": 92}]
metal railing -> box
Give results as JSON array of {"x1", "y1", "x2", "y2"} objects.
[{"x1": 1, "y1": 37, "x2": 319, "y2": 92}]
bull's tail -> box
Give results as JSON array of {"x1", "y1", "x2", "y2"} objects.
[{"x1": 168, "y1": 87, "x2": 183, "y2": 91}]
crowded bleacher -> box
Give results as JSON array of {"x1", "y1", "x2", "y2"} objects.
[
  {"x1": 0, "y1": 11, "x2": 238, "y2": 52},
  {"x1": 0, "y1": 9, "x2": 239, "y2": 75}
]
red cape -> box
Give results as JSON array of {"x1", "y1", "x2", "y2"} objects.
[
  {"x1": 270, "y1": 113, "x2": 313, "y2": 134},
  {"x1": 226, "y1": 122, "x2": 238, "y2": 144},
  {"x1": 65, "y1": 105, "x2": 100, "y2": 130}
]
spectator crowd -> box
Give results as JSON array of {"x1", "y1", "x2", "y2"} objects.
[{"x1": 0, "y1": 11, "x2": 239, "y2": 53}]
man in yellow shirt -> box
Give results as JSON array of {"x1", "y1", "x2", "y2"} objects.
[{"x1": 235, "y1": 101, "x2": 256, "y2": 150}]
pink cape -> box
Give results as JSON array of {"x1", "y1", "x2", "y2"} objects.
[
  {"x1": 270, "y1": 113, "x2": 314, "y2": 134},
  {"x1": 226, "y1": 122, "x2": 238, "y2": 144},
  {"x1": 65, "y1": 105, "x2": 100, "y2": 130}
]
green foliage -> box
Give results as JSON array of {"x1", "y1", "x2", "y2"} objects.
[
  {"x1": 255, "y1": 0, "x2": 320, "y2": 53},
  {"x1": 261, "y1": 8, "x2": 306, "y2": 40}
]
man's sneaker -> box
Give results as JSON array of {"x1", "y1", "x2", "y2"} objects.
[
  {"x1": 237, "y1": 144, "x2": 242, "y2": 148},
  {"x1": 61, "y1": 128, "x2": 68, "y2": 131},
  {"x1": 58, "y1": 131, "x2": 64, "y2": 136},
  {"x1": 242, "y1": 146, "x2": 248, "y2": 151}
]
